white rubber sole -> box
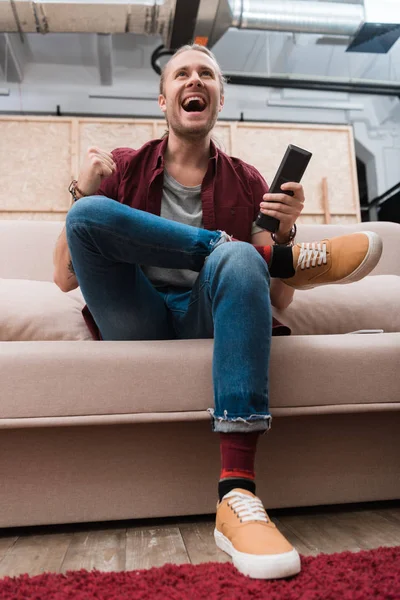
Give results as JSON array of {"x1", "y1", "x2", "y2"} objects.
[
  {"x1": 214, "y1": 528, "x2": 301, "y2": 580},
  {"x1": 299, "y1": 230, "x2": 383, "y2": 290},
  {"x1": 338, "y1": 231, "x2": 383, "y2": 284}
]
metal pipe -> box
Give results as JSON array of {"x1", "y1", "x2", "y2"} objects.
[
  {"x1": 229, "y1": 0, "x2": 364, "y2": 36},
  {"x1": 224, "y1": 72, "x2": 400, "y2": 96}
]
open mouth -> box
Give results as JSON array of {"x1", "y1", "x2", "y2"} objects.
[{"x1": 181, "y1": 96, "x2": 207, "y2": 113}]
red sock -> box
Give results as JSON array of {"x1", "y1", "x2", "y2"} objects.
[
  {"x1": 231, "y1": 238, "x2": 273, "y2": 266},
  {"x1": 219, "y1": 432, "x2": 260, "y2": 481},
  {"x1": 254, "y1": 245, "x2": 273, "y2": 266}
]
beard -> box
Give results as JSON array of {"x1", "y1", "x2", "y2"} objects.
[{"x1": 165, "y1": 102, "x2": 219, "y2": 140}]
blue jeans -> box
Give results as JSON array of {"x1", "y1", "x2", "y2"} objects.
[{"x1": 66, "y1": 196, "x2": 273, "y2": 433}]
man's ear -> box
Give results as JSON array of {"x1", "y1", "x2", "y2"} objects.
[
  {"x1": 219, "y1": 94, "x2": 225, "y2": 112},
  {"x1": 158, "y1": 94, "x2": 167, "y2": 114}
]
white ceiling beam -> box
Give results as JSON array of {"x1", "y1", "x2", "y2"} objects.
[
  {"x1": 0, "y1": 33, "x2": 24, "y2": 83},
  {"x1": 97, "y1": 33, "x2": 113, "y2": 86},
  {"x1": 271, "y1": 34, "x2": 294, "y2": 74},
  {"x1": 357, "y1": 55, "x2": 381, "y2": 80}
]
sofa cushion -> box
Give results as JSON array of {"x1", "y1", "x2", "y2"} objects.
[
  {"x1": 0, "y1": 278, "x2": 92, "y2": 341},
  {"x1": 1, "y1": 275, "x2": 399, "y2": 342},
  {"x1": 273, "y1": 275, "x2": 400, "y2": 335}
]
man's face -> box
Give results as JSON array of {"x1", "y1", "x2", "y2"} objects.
[{"x1": 158, "y1": 50, "x2": 224, "y2": 140}]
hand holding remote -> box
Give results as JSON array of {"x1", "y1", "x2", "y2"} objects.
[{"x1": 256, "y1": 145, "x2": 312, "y2": 233}]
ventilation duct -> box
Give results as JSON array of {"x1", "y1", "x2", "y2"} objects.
[
  {"x1": 0, "y1": 1, "x2": 178, "y2": 46},
  {"x1": 221, "y1": 0, "x2": 400, "y2": 54},
  {"x1": 1, "y1": 0, "x2": 399, "y2": 56},
  {"x1": 0, "y1": 0, "x2": 368, "y2": 41},
  {"x1": 229, "y1": 0, "x2": 363, "y2": 37}
]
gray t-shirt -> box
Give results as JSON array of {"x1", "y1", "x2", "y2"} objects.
[{"x1": 141, "y1": 169, "x2": 263, "y2": 289}]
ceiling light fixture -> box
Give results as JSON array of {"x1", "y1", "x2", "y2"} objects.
[
  {"x1": 88, "y1": 93, "x2": 157, "y2": 101},
  {"x1": 266, "y1": 100, "x2": 364, "y2": 110}
]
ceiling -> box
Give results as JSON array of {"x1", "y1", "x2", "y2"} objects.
[
  {"x1": 1, "y1": 29, "x2": 398, "y2": 82},
  {"x1": 0, "y1": 0, "x2": 399, "y2": 91}
]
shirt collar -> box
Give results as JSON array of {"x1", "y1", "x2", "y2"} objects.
[
  {"x1": 153, "y1": 134, "x2": 218, "y2": 171},
  {"x1": 154, "y1": 135, "x2": 169, "y2": 170}
]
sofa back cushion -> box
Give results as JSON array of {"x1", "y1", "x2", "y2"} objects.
[
  {"x1": 0, "y1": 279, "x2": 92, "y2": 341},
  {"x1": 0, "y1": 274, "x2": 399, "y2": 341},
  {"x1": 0, "y1": 220, "x2": 399, "y2": 282},
  {"x1": 0, "y1": 220, "x2": 64, "y2": 282}
]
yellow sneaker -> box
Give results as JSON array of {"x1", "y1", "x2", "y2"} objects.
[
  {"x1": 215, "y1": 488, "x2": 301, "y2": 579},
  {"x1": 282, "y1": 231, "x2": 383, "y2": 290}
]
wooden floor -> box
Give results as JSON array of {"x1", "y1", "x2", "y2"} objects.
[{"x1": 0, "y1": 500, "x2": 399, "y2": 578}]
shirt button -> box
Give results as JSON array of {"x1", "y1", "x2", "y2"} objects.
[{"x1": 230, "y1": 208, "x2": 236, "y2": 215}]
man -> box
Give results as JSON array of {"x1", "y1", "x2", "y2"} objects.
[{"x1": 53, "y1": 43, "x2": 382, "y2": 580}]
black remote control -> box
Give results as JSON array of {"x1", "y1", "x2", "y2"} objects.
[{"x1": 255, "y1": 144, "x2": 312, "y2": 233}]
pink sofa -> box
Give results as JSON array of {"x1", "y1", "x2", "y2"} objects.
[{"x1": 0, "y1": 219, "x2": 399, "y2": 528}]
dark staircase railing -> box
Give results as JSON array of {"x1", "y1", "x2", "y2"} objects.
[{"x1": 361, "y1": 181, "x2": 400, "y2": 222}]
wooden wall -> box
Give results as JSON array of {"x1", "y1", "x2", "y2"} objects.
[{"x1": 0, "y1": 116, "x2": 360, "y2": 224}]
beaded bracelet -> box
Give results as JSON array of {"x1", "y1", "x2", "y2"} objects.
[{"x1": 68, "y1": 180, "x2": 88, "y2": 202}]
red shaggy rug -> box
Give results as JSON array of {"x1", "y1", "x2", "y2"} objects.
[{"x1": 0, "y1": 545, "x2": 399, "y2": 599}]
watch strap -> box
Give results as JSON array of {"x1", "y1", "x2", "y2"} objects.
[{"x1": 271, "y1": 223, "x2": 297, "y2": 247}]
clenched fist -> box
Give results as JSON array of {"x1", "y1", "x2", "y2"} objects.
[{"x1": 77, "y1": 146, "x2": 117, "y2": 198}]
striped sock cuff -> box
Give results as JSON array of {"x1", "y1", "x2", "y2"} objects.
[
  {"x1": 220, "y1": 468, "x2": 256, "y2": 481},
  {"x1": 254, "y1": 245, "x2": 272, "y2": 266}
]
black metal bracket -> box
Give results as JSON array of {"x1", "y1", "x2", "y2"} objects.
[
  {"x1": 169, "y1": 0, "x2": 202, "y2": 51},
  {"x1": 151, "y1": 0, "x2": 202, "y2": 73}
]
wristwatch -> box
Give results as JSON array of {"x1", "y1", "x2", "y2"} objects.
[
  {"x1": 68, "y1": 180, "x2": 87, "y2": 202},
  {"x1": 271, "y1": 223, "x2": 297, "y2": 247}
]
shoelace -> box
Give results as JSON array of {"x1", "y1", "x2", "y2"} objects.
[
  {"x1": 297, "y1": 242, "x2": 327, "y2": 270},
  {"x1": 224, "y1": 490, "x2": 269, "y2": 523}
]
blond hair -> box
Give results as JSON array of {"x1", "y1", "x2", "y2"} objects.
[{"x1": 159, "y1": 43, "x2": 227, "y2": 97}]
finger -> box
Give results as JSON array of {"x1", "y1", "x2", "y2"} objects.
[
  {"x1": 280, "y1": 182, "x2": 303, "y2": 191},
  {"x1": 96, "y1": 156, "x2": 117, "y2": 176},
  {"x1": 91, "y1": 155, "x2": 114, "y2": 177},
  {"x1": 260, "y1": 203, "x2": 298, "y2": 216},
  {"x1": 280, "y1": 182, "x2": 305, "y2": 200},
  {"x1": 96, "y1": 148, "x2": 117, "y2": 170},
  {"x1": 99, "y1": 155, "x2": 117, "y2": 173},
  {"x1": 262, "y1": 193, "x2": 303, "y2": 207},
  {"x1": 263, "y1": 190, "x2": 296, "y2": 204},
  {"x1": 263, "y1": 193, "x2": 292, "y2": 204}
]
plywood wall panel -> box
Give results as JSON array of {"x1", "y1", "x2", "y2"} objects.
[
  {"x1": 153, "y1": 123, "x2": 231, "y2": 154},
  {"x1": 233, "y1": 124, "x2": 359, "y2": 220},
  {"x1": 328, "y1": 214, "x2": 360, "y2": 225},
  {"x1": 0, "y1": 120, "x2": 71, "y2": 212},
  {"x1": 0, "y1": 212, "x2": 65, "y2": 221},
  {"x1": 213, "y1": 124, "x2": 232, "y2": 154},
  {"x1": 79, "y1": 121, "x2": 154, "y2": 166},
  {"x1": 297, "y1": 214, "x2": 326, "y2": 225},
  {"x1": 156, "y1": 122, "x2": 169, "y2": 140},
  {"x1": 0, "y1": 117, "x2": 360, "y2": 224},
  {"x1": 297, "y1": 214, "x2": 359, "y2": 225}
]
